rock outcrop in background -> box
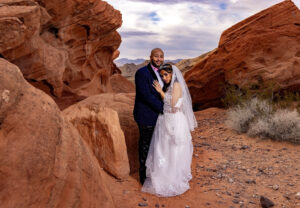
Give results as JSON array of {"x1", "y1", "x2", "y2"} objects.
[
  {"x1": 0, "y1": 0, "x2": 134, "y2": 106},
  {"x1": 185, "y1": 0, "x2": 300, "y2": 110}
]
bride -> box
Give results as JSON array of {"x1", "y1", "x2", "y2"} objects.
[{"x1": 141, "y1": 64, "x2": 197, "y2": 197}]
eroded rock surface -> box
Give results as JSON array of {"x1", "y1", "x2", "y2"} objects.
[
  {"x1": 63, "y1": 103, "x2": 130, "y2": 179},
  {"x1": 0, "y1": 0, "x2": 125, "y2": 100},
  {"x1": 0, "y1": 58, "x2": 114, "y2": 207},
  {"x1": 64, "y1": 93, "x2": 139, "y2": 173}
]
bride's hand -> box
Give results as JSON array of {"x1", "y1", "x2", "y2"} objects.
[{"x1": 152, "y1": 80, "x2": 163, "y2": 94}]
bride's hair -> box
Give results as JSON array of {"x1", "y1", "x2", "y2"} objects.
[{"x1": 159, "y1": 64, "x2": 173, "y2": 92}]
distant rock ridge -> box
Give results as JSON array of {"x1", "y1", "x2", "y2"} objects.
[
  {"x1": 119, "y1": 59, "x2": 185, "y2": 83},
  {"x1": 116, "y1": 58, "x2": 182, "y2": 67},
  {"x1": 175, "y1": 50, "x2": 216, "y2": 75},
  {"x1": 185, "y1": 0, "x2": 300, "y2": 110}
]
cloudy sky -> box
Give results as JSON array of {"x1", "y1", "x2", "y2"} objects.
[{"x1": 105, "y1": 0, "x2": 300, "y2": 60}]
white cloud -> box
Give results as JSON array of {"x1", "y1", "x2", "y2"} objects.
[{"x1": 105, "y1": 0, "x2": 300, "y2": 59}]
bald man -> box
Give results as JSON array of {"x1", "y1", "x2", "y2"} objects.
[{"x1": 133, "y1": 48, "x2": 165, "y2": 184}]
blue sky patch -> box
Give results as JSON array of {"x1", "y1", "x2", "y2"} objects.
[
  {"x1": 219, "y1": 2, "x2": 227, "y2": 10},
  {"x1": 149, "y1": 12, "x2": 160, "y2": 22}
]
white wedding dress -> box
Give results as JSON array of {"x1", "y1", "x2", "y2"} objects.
[{"x1": 142, "y1": 66, "x2": 197, "y2": 197}]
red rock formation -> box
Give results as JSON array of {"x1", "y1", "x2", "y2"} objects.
[
  {"x1": 185, "y1": 0, "x2": 300, "y2": 110},
  {"x1": 63, "y1": 93, "x2": 139, "y2": 173},
  {"x1": 175, "y1": 49, "x2": 216, "y2": 75},
  {"x1": 0, "y1": 0, "x2": 124, "y2": 100},
  {"x1": 110, "y1": 73, "x2": 135, "y2": 93},
  {"x1": 0, "y1": 58, "x2": 114, "y2": 207},
  {"x1": 63, "y1": 104, "x2": 130, "y2": 179}
]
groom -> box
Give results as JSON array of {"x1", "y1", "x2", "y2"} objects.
[{"x1": 133, "y1": 48, "x2": 165, "y2": 184}]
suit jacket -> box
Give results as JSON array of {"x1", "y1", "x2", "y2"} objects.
[{"x1": 133, "y1": 63, "x2": 164, "y2": 126}]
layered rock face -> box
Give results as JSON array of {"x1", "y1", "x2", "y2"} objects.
[
  {"x1": 63, "y1": 103, "x2": 130, "y2": 179},
  {"x1": 0, "y1": 59, "x2": 114, "y2": 207},
  {"x1": 63, "y1": 93, "x2": 139, "y2": 173},
  {"x1": 0, "y1": 0, "x2": 131, "y2": 100},
  {"x1": 185, "y1": 0, "x2": 300, "y2": 110},
  {"x1": 175, "y1": 49, "x2": 216, "y2": 75}
]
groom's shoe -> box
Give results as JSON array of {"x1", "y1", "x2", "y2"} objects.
[
  {"x1": 140, "y1": 177, "x2": 145, "y2": 185},
  {"x1": 139, "y1": 169, "x2": 146, "y2": 185}
]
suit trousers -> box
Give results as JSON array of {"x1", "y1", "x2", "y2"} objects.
[{"x1": 138, "y1": 125, "x2": 155, "y2": 185}]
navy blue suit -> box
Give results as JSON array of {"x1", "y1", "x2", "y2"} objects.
[
  {"x1": 133, "y1": 63, "x2": 164, "y2": 184},
  {"x1": 133, "y1": 63, "x2": 164, "y2": 126}
]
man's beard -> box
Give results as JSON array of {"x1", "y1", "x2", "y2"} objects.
[{"x1": 150, "y1": 59, "x2": 162, "y2": 68}]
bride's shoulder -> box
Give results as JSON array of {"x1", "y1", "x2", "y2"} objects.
[
  {"x1": 173, "y1": 82, "x2": 182, "y2": 94},
  {"x1": 173, "y1": 81, "x2": 182, "y2": 89}
]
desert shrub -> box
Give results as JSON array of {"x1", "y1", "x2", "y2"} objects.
[
  {"x1": 226, "y1": 98, "x2": 272, "y2": 133},
  {"x1": 227, "y1": 98, "x2": 300, "y2": 144},
  {"x1": 248, "y1": 109, "x2": 300, "y2": 144}
]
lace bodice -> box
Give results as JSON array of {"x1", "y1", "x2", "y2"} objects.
[{"x1": 163, "y1": 89, "x2": 183, "y2": 113}]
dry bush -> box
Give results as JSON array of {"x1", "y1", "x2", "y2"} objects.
[
  {"x1": 248, "y1": 109, "x2": 300, "y2": 144},
  {"x1": 226, "y1": 98, "x2": 272, "y2": 133},
  {"x1": 227, "y1": 98, "x2": 300, "y2": 144}
]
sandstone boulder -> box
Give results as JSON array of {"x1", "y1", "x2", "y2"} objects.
[
  {"x1": 175, "y1": 49, "x2": 216, "y2": 75},
  {"x1": 185, "y1": 0, "x2": 300, "y2": 110},
  {"x1": 64, "y1": 93, "x2": 139, "y2": 173},
  {"x1": 0, "y1": 58, "x2": 114, "y2": 207},
  {"x1": 110, "y1": 73, "x2": 135, "y2": 93},
  {"x1": 63, "y1": 104, "x2": 130, "y2": 179}
]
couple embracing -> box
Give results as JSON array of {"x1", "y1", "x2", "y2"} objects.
[{"x1": 133, "y1": 48, "x2": 197, "y2": 197}]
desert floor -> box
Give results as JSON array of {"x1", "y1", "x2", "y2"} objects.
[{"x1": 104, "y1": 108, "x2": 300, "y2": 208}]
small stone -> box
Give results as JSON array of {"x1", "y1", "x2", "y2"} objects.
[
  {"x1": 245, "y1": 179, "x2": 256, "y2": 184},
  {"x1": 240, "y1": 145, "x2": 250, "y2": 150},
  {"x1": 155, "y1": 204, "x2": 160, "y2": 208},
  {"x1": 272, "y1": 185, "x2": 279, "y2": 190},
  {"x1": 185, "y1": 205, "x2": 190, "y2": 208},
  {"x1": 228, "y1": 178, "x2": 234, "y2": 183},
  {"x1": 296, "y1": 192, "x2": 300, "y2": 199},
  {"x1": 142, "y1": 197, "x2": 147, "y2": 201},
  {"x1": 232, "y1": 199, "x2": 239, "y2": 204},
  {"x1": 260, "y1": 196, "x2": 274, "y2": 208},
  {"x1": 283, "y1": 193, "x2": 290, "y2": 200},
  {"x1": 138, "y1": 202, "x2": 148, "y2": 207}
]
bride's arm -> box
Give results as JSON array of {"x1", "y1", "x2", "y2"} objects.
[{"x1": 171, "y1": 82, "x2": 182, "y2": 111}]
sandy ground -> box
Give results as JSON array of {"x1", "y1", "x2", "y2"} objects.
[{"x1": 103, "y1": 108, "x2": 300, "y2": 208}]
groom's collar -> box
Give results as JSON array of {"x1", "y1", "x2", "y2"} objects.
[
  {"x1": 150, "y1": 63, "x2": 159, "y2": 72},
  {"x1": 147, "y1": 63, "x2": 158, "y2": 81}
]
